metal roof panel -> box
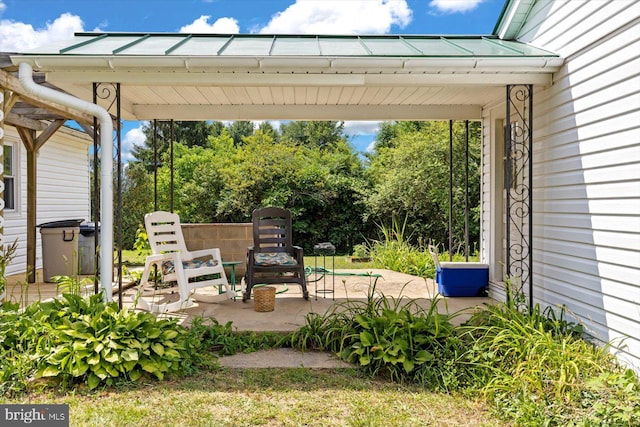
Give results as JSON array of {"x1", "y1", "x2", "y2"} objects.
[
  {"x1": 15, "y1": 33, "x2": 560, "y2": 59},
  {"x1": 402, "y1": 38, "x2": 469, "y2": 56},
  {"x1": 317, "y1": 37, "x2": 369, "y2": 56},
  {"x1": 220, "y1": 37, "x2": 274, "y2": 55},
  {"x1": 360, "y1": 37, "x2": 418, "y2": 56},
  {"x1": 168, "y1": 36, "x2": 230, "y2": 55},
  {"x1": 118, "y1": 35, "x2": 186, "y2": 55},
  {"x1": 64, "y1": 36, "x2": 142, "y2": 55},
  {"x1": 271, "y1": 36, "x2": 320, "y2": 55}
]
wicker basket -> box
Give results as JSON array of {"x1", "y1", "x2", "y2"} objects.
[{"x1": 253, "y1": 286, "x2": 276, "y2": 312}]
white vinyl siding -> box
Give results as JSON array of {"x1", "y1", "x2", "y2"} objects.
[
  {"x1": 500, "y1": 0, "x2": 640, "y2": 369},
  {"x1": 3, "y1": 126, "x2": 91, "y2": 276}
]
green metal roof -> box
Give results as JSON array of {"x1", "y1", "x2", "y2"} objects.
[{"x1": 25, "y1": 32, "x2": 558, "y2": 58}]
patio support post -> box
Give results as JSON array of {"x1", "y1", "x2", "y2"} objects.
[
  {"x1": 170, "y1": 119, "x2": 174, "y2": 213},
  {"x1": 16, "y1": 127, "x2": 36, "y2": 283},
  {"x1": 464, "y1": 120, "x2": 469, "y2": 261},
  {"x1": 505, "y1": 84, "x2": 533, "y2": 310},
  {"x1": 92, "y1": 84, "x2": 100, "y2": 294},
  {"x1": 153, "y1": 119, "x2": 158, "y2": 210},
  {"x1": 93, "y1": 81, "x2": 122, "y2": 303},
  {"x1": 448, "y1": 120, "x2": 454, "y2": 261}
]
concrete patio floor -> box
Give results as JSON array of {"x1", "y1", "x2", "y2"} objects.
[
  {"x1": 4, "y1": 268, "x2": 493, "y2": 332},
  {"x1": 123, "y1": 268, "x2": 493, "y2": 331}
]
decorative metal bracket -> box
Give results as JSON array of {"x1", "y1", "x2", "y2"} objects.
[{"x1": 505, "y1": 84, "x2": 533, "y2": 309}]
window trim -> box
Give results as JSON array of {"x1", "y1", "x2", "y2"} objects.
[{"x1": 2, "y1": 141, "x2": 17, "y2": 213}]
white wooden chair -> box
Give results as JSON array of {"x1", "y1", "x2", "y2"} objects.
[{"x1": 134, "y1": 211, "x2": 236, "y2": 313}]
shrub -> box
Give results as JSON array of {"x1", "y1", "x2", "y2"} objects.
[{"x1": 0, "y1": 301, "x2": 47, "y2": 395}]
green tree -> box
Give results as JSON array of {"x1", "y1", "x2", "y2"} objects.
[
  {"x1": 120, "y1": 162, "x2": 154, "y2": 248},
  {"x1": 280, "y1": 121, "x2": 345, "y2": 148},
  {"x1": 214, "y1": 131, "x2": 370, "y2": 251},
  {"x1": 366, "y1": 121, "x2": 481, "y2": 252},
  {"x1": 257, "y1": 121, "x2": 279, "y2": 141},
  {"x1": 131, "y1": 121, "x2": 217, "y2": 171},
  {"x1": 156, "y1": 132, "x2": 236, "y2": 223},
  {"x1": 227, "y1": 121, "x2": 255, "y2": 146}
]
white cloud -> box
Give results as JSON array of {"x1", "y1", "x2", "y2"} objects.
[
  {"x1": 343, "y1": 121, "x2": 381, "y2": 136},
  {"x1": 179, "y1": 15, "x2": 239, "y2": 33},
  {"x1": 0, "y1": 12, "x2": 84, "y2": 51},
  {"x1": 0, "y1": 0, "x2": 6, "y2": 14},
  {"x1": 429, "y1": 0, "x2": 485, "y2": 14},
  {"x1": 259, "y1": 0, "x2": 411, "y2": 34},
  {"x1": 123, "y1": 123, "x2": 147, "y2": 163},
  {"x1": 366, "y1": 140, "x2": 377, "y2": 153}
]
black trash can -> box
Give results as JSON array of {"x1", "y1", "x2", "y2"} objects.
[
  {"x1": 38, "y1": 219, "x2": 84, "y2": 282},
  {"x1": 79, "y1": 222, "x2": 99, "y2": 275}
]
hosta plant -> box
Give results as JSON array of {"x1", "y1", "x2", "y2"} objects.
[{"x1": 35, "y1": 293, "x2": 195, "y2": 389}]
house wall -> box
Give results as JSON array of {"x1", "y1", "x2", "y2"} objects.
[
  {"x1": 484, "y1": 0, "x2": 640, "y2": 370},
  {"x1": 3, "y1": 126, "x2": 91, "y2": 277},
  {"x1": 480, "y1": 100, "x2": 506, "y2": 298}
]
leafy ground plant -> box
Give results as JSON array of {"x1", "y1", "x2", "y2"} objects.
[
  {"x1": 0, "y1": 293, "x2": 199, "y2": 393},
  {"x1": 290, "y1": 281, "x2": 465, "y2": 390},
  {"x1": 188, "y1": 316, "x2": 286, "y2": 357}
]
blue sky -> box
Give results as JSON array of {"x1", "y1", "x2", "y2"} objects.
[{"x1": 1, "y1": 0, "x2": 505, "y2": 158}]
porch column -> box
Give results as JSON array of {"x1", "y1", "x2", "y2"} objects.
[
  {"x1": 505, "y1": 84, "x2": 533, "y2": 309},
  {"x1": 93, "y1": 82, "x2": 122, "y2": 306}
]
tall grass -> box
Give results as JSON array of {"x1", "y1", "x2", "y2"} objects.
[
  {"x1": 365, "y1": 218, "x2": 435, "y2": 277},
  {"x1": 364, "y1": 218, "x2": 474, "y2": 279},
  {"x1": 460, "y1": 282, "x2": 640, "y2": 425}
]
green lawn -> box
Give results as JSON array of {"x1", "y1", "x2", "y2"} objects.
[{"x1": 11, "y1": 368, "x2": 505, "y2": 427}]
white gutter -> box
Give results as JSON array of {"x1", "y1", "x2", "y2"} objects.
[
  {"x1": 18, "y1": 62, "x2": 113, "y2": 301},
  {"x1": 18, "y1": 55, "x2": 564, "y2": 74}
]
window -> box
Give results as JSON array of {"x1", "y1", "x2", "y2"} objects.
[{"x1": 3, "y1": 144, "x2": 15, "y2": 210}]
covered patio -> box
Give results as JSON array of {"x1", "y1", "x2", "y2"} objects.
[{"x1": 4, "y1": 32, "x2": 562, "y2": 311}]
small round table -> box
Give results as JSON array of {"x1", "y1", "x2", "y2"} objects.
[{"x1": 313, "y1": 242, "x2": 335, "y2": 300}]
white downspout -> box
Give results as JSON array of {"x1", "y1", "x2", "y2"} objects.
[{"x1": 18, "y1": 62, "x2": 113, "y2": 301}]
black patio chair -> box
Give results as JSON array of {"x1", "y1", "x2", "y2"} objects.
[{"x1": 243, "y1": 207, "x2": 309, "y2": 302}]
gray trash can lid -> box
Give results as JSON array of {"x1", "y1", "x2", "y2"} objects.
[{"x1": 37, "y1": 219, "x2": 84, "y2": 228}]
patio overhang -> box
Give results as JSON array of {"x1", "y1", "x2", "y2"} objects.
[{"x1": 10, "y1": 33, "x2": 562, "y2": 121}]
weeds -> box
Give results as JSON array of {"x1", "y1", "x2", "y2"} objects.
[{"x1": 0, "y1": 239, "x2": 18, "y2": 301}]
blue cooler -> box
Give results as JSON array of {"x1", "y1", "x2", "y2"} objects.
[{"x1": 436, "y1": 262, "x2": 489, "y2": 297}]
